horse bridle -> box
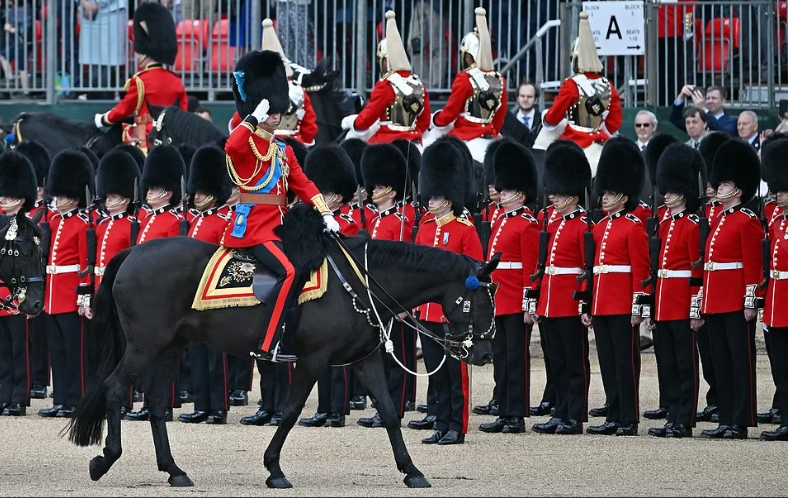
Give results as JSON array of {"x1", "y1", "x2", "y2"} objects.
[
  {"x1": 440, "y1": 273, "x2": 497, "y2": 357},
  {"x1": 149, "y1": 110, "x2": 172, "y2": 148},
  {"x1": 0, "y1": 217, "x2": 43, "y2": 311}
]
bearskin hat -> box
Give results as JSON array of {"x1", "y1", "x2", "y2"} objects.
[
  {"x1": 493, "y1": 140, "x2": 538, "y2": 202},
  {"x1": 594, "y1": 137, "x2": 645, "y2": 212},
  {"x1": 656, "y1": 143, "x2": 706, "y2": 213},
  {"x1": 543, "y1": 140, "x2": 591, "y2": 198},
  {"x1": 97, "y1": 150, "x2": 141, "y2": 201},
  {"x1": 434, "y1": 135, "x2": 476, "y2": 209},
  {"x1": 710, "y1": 139, "x2": 761, "y2": 203},
  {"x1": 339, "y1": 138, "x2": 367, "y2": 187},
  {"x1": 420, "y1": 140, "x2": 467, "y2": 216},
  {"x1": 232, "y1": 50, "x2": 290, "y2": 118},
  {"x1": 698, "y1": 131, "x2": 731, "y2": 182},
  {"x1": 110, "y1": 144, "x2": 146, "y2": 170},
  {"x1": 0, "y1": 151, "x2": 38, "y2": 212},
  {"x1": 177, "y1": 144, "x2": 197, "y2": 176},
  {"x1": 141, "y1": 145, "x2": 185, "y2": 201},
  {"x1": 761, "y1": 136, "x2": 788, "y2": 193},
  {"x1": 390, "y1": 139, "x2": 420, "y2": 194},
  {"x1": 482, "y1": 139, "x2": 506, "y2": 188},
  {"x1": 14, "y1": 140, "x2": 50, "y2": 188},
  {"x1": 133, "y1": 2, "x2": 178, "y2": 66},
  {"x1": 644, "y1": 133, "x2": 680, "y2": 188},
  {"x1": 187, "y1": 146, "x2": 232, "y2": 206},
  {"x1": 304, "y1": 144, "x2": 357, "y2": 204},
  {"x1": 360, "y1": 144, "x2": 407, "y2": 198},
  {"x1": 47, "y1": 150, "x2": 93, "y2": 208}
]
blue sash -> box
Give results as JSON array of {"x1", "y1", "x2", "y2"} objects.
[{"x1": 231, "y1": 141, "x2": 286, "y2": 239}]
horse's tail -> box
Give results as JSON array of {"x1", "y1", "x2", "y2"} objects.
[{"x1": 67, "y1": 248, "x2": 133, "y2": 447}]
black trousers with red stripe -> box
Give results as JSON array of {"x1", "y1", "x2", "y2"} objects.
[
  {"x1": 651, "y1": 322, "x2": 673, "y2": 410},
  {"x1": 383, "y1": 322, "x2": 417, "y2": 418},
  {"x1": 316, "y1": 366, "x2": 350, "y2": 415},
  {"x1": 763, "y1": 326, "x2": 781, "y2": 410},
  {"x1": 189, "y1": 343, "x2": 229, "y2": 412},
  {"x1": 492, "y1": 315, "x2": 530, "y2": 419},
  {"x1": 227, "y1": 354, "x2": 254, "y2": 392},
  {"x1": 0, "y1": 314, "x2": 30, "y2": 405},
  {"x1": 46, "y1": 312, "x2": 87, "y2": 408},
  {"x1": 420, "y1": 329, "x2": 443, "y2": 418},
  {"x1": 28, "y1": 314, "x2": 49, "y2": 387},
  {"x1": 538, "y1": 325, "x2": 557, "y2": 405},
  {"x1": 540, "y1": 316, "x2": 590, "y2": 423},
  {"x1": 422, "y1": 322, "x2": 470, "y2": 433},
  {"x1": 768, "y1": 327, "x2": 788, "y2": 418},
  {"x1": 705, "y1": 312, "x2": 758, "y2": 427},
  {"x1": 654, "y1": 319, "x2": 699, "y2": 427},
  {"x1": 251, "y1": 242, "x2": 295, "y2": 355},
  {"x1": 696, "y1": 322, "x2": 718, "y2": 407},
  {"x1": 593, "y1": 315, "x2": 641, "y2": 424}
]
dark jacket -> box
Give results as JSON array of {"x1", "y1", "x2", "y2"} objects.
[{"x1": 669, "y1": 101, "x2": 738, "y2": 137}]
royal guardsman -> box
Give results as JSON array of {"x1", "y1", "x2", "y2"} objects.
[
  {"x1": 298, "y1": 144, "x2": 360, "y2": 429},
  {"x1": 700, "y1": 138, "x2": 763, "y2": 439},
  {"x1": 14, "y1": 140, "x2": 51, "y2": 400},
  {"x1": 38, "y1": 150, "x2": 93, "y2": 419},
  {"x1": 93, "y1": 2, "x2": 189, "y2": 155},
  {"x1": 528, "y1": 140, "x2": 593, "y2": 435},
  {"x1": 699, "y1": 132, "x2": 731, "y2": 221},
  {"x1": 536, "y1": 12, "x2": 622, "y2": 175},
  {"x1": 228, "y1": 19, "x2": 319, "y2": 147},
  {"x1": 342, "y1": 11, "x2": 431, "y2": 145},
  {"x1": 426, "y1": 8, "x2": 506, "y2": 163},
  {"x1": 0, "y1": 151, "x2": 38, "y2": 416},
  {"x1": 760, "y1": 136, "x2": 788, "y2": 441},
  {"x1": 476, "y1": 139, "x2": 540, "y2": 436},
  {"x1": 224, "y1": 49, "x2": 339, "y2": 363},
  {"x1": 136, "y1": 146, "x2": 185, "y2": 244},
  {"x1": 582, "y1": 138, "x2": 650, "y2": 437},
  {"x1": 645, "y1": 142, "x2": 706, "y2": 438},
  {"x1": 357, "y1": 143, "x2": 413, "y2": 428},
  {"x1": 338, "y1": 138, "x2": 376, "y2": 232}
]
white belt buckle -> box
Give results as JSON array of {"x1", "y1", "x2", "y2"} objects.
[
  {"x1": 704, "y1": 262, "x2": 715, "y2": 272},
  {"x1": 546, "y1": 266, "x2": 555, "y2": 276},
  {"x1": 597, "y1": 265, "x2": 608, "y2": 274},
  {"x1": 658, "y1": 269, "x2": 668, "y2": 278},
  {"x1": 46, "y1": 265, "x2": 56, "y2": 275}
]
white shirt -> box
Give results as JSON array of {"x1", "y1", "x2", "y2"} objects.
[
  {"x1": 637, "y1": 140, "x2": 649, "y2": 152},
  {"x1": 516, "y1": 109, "x2": 536, "y2": 130}
]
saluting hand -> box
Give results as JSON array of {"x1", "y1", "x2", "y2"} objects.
[{"x1": 252, "y1": 98, "x2": 270, "y2": 123}]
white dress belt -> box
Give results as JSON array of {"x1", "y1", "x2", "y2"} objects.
[
  {"x1": 46, "y1": 264, "x2": 80, "y2": 275},
  {"x1": 704, "y1": 261, "x2": 744, "y2": 272},
  {"x1": 658, "y1": 269, "x2": 692, "y2": 278},
  {"x1": 497, "y1": 262, "x2": 523, "y2": 270},
  {"x1": 772, "y1": 270, "x2": 788, "y2": 280},
  {"x1": 593, "y1": 265, "x2": 631, "y2": 274},
  {"x1": 545, "y1": 266, "x2": 583, "y2": 276}
]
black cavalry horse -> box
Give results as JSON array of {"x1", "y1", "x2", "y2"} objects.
[{"x1": 68, "y1": 205, "x2": 499, "y2": 489}]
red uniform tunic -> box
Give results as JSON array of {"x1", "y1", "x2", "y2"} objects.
[
  {"x1": 99, "y1": 63, "x2": 189, "y2": 151},
  {"x1": 229, "y1": 90, "x2": 319, "y2": 146},
  {"x1": 335, "y1": 209, "x2": 360, "y2": 237},
  {"x1": 705, "y1": 201, "x2": 722, "y2": 220},
  {"x1": 369, "y1": 205, "x2": 412, "y2": 242},
  {"x1": 93, "y1": 212, "x2": 136, "y2": 291},
  {"x1": 701, "y1": 205, "x2": 764, "y2": 315},
  {"x1": 188, "y1": 207, "x2": 231, "y2": 245},
  {"x1": 534, "y1": 208, "x2": 589, "y2": 318},
  {"x1": 416, "y1": 213, "x2": 484, "y2": 321},
  {"x1": 630, "y1": 200, "x2": 653, "y2": 225},
  {"x1": 543, "y1": 73, "x2": 623, "y2": 149},
  {"x1": 486, "y1": 207, "x2": 540, "y2": 316},
  {"x1": 432, "y1": 71, "x2": 508, "y2": 141},
  {"x1": 45, "y1": 210, "x2": 90, "y2": 315},
  {"x1": 764, "y1": 210, "x2": 788, "y2": 327},
  {"x1": 223, "y1": 122, "x2": 324, "y2": 248},
  {"x1": 137, "y1": 206, "x2": 182, "y2": 244},
  {"x1": 351, "y1": 70, "x2": 432, "y2": 144},
  {"x1": 654, "y1": 210, "x2": 703, "y2": 322},
  {"x1": 590, "y1": 211, "x2": 651, "y2": 316}
]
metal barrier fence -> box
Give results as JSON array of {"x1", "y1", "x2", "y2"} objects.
[{"x1": 0, "y1": 0, "x2": 782, "y2": 111}]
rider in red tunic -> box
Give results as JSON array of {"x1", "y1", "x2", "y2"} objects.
[
  {"x1": 224, "y1": 50, "x2": 338, "y2": 362},
  {"x1": 93, "y1": 2, "x2": 188, "y2": 156}
]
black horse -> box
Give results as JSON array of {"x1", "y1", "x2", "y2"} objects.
[
  {"x1": 147, "y1": 105, "x2": 228, "y2": 149},
  {"x1": 67, "y1": 205, "x2": 498, "y2": 489},
  {"x1": 0, "y1": 211, "x2": 47, "y2": 317}
]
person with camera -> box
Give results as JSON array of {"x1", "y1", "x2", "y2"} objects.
[{"x1": 669, "y1": 85, "x2": 737, "y2": 137}]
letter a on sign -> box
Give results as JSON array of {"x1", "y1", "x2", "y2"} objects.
[{"x1": 606, "y1": 16, "x2": 622, "y2": 40}]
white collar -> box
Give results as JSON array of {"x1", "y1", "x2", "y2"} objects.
[{"x1": 517, "y1": 109, "x2": 535, "y2": 120}]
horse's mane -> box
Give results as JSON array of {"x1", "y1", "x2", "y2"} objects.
[
  {"x1": 367, "y1": 239, "x2": 478, "y2": 277},
  {"x1": 16, "y1": 112, "x2": 94, "y2": 133},
  {"x1": 151, "y1": 106, "x2": 227, "y2": 146}
]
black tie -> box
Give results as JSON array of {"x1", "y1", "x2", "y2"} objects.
[{"x1": 693, "y1": 141, "x2": 699, "y2": 149}]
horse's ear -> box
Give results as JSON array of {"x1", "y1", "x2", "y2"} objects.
[
  {"x1": 478, "y1": 253, "x2": 501, "y2": 278},
  {"x1": 30, "y1": 209, "x2": 44, "y2": 225}
]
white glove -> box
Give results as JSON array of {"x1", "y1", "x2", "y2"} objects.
[
  {"x1": 341, "y1": 114, "x2": 358, "y2": 131},
  {"x1": 252, "y1": 98, "x2": 270, "y2": 122},
  {"x1": 322, "y1": 214, "x2": 341, "y2": 233},
  {"x1": 94, "y1": 113, "x2": 106, "y2": 129}
]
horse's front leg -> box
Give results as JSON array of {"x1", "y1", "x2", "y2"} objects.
[
  {"x1": 353, "y1": 351, "x2": 430, "y2": 488},
  {"x1": 264, "y1": 357, "x2": 322, "y2": 489}
]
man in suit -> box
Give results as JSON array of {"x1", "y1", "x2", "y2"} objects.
[
  {"x1": 670, "y1": 85, "x2": 737, "y2": 136},
  {"x1": 737, "y1": 111, "x2": 760, "y2": 152},
  {"x1": 513, "y1": 81, "x2": 540, "y2": 133},
  {"x1": 682, "y1": 108, "x2": 709, "y2": 149},
  {"x1": 634, "y1": 110, "x2": 658, "y2": 153}
]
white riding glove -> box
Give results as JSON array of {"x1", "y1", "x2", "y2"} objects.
[
  {"x1": 94, "y1": 113, "x2": 107, "y2": 129},
  {"x1": 252, "y1": 98, "x2": 270, "y2": 123},
  {"x1": 341, "y1": 114, "x2": 358, "y2": 131},
  {"x1": 322, "y1": 214, "x2": 341, "y2": 233}
]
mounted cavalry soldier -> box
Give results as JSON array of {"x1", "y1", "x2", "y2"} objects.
[
  {"x1": 38, "y1": 150, "x2": 94, "y2": 419},
  {"x1": 0, "y1": 151, "x2": 38, "y2": 416},
  {"x1": 534, "y1": 12, "x2": 623, "y2": 176},
  {"x1": 224, "y1": 49, "x2": 339, "y2": 363},
  {"x1": 228, "y1": 19, "x2": 319, "y2": 148},
  {"x1": 93, "y1": 2, "x2": 189, "y2": 156},
  {"x1": 424, "y1": 8, "x2": 507, "y2": 163},
  {"x1": 341, "y1": 11, "x2": 431, "y2": 145}
]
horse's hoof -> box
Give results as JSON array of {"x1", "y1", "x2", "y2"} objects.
[
  {"x1": 89, "y1": 456, "x2": 108, "y2": 482},
  {"x1": 404, "y1": 475, "x2": 431, "y2": 488},
  {"x1": 168, "y1": 474, "x2": 194, "y2": 487},
  {"x1": 266, "y1": 475, "x2": 293, "y2": 489}
]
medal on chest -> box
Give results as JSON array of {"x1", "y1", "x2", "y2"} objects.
[{"x1": 443, "y1": 232, "x2": 450, "y2": 246}]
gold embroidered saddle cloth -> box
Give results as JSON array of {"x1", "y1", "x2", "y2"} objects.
[{"x1": 192, "y1": 247, "x2": 328, "y2": 311}]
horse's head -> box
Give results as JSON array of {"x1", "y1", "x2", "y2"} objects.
[
  {"x1": 441, "y1": 253, "x2": 501, "y2": 366},
  {"x1": 0, "y1": 211, "x2": 45, "y2": 316}
]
